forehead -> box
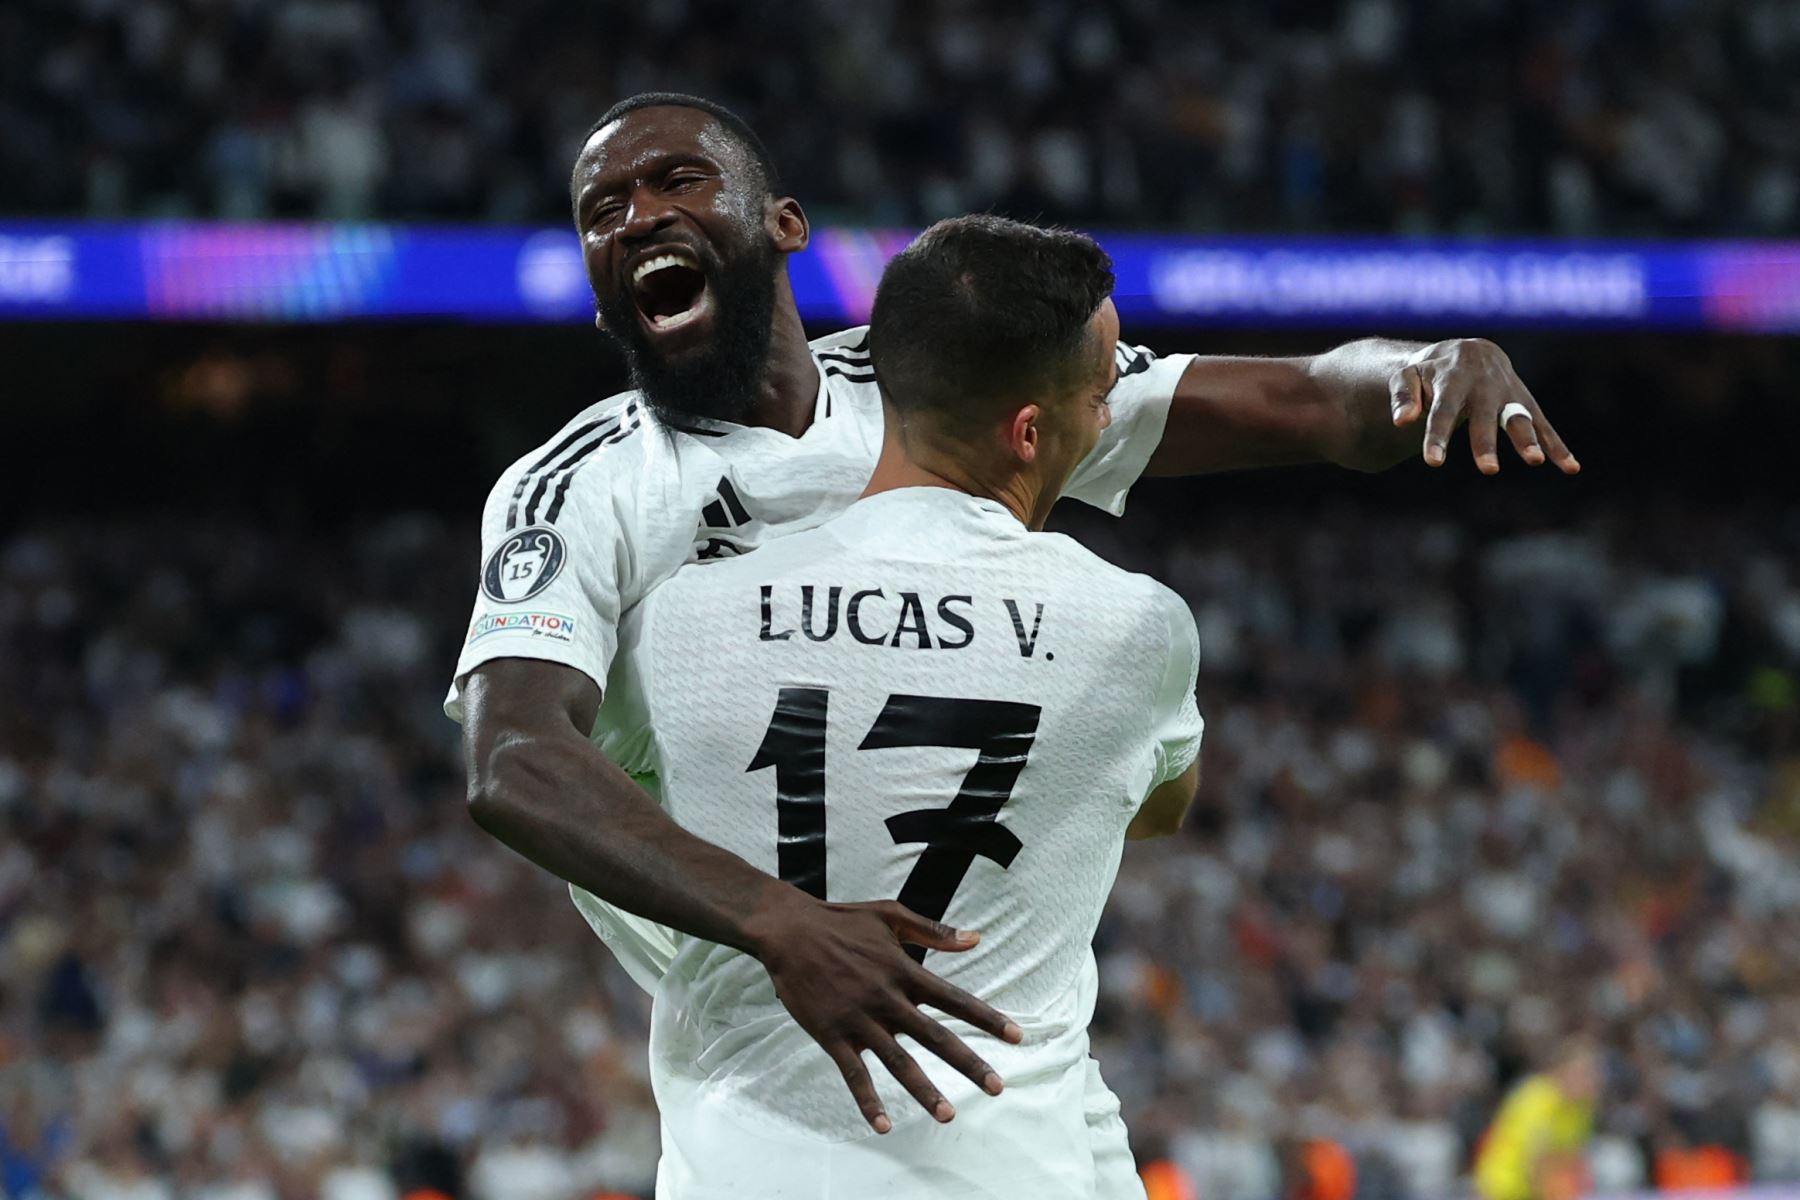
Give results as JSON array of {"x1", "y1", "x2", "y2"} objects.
[{"x1": 573, "y1": 106, "x2": 750, "y2": 187}]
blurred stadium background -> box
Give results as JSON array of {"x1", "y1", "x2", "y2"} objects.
[{"x1": 4, "y1": 2, "x2": 1800, "y2": 1199}]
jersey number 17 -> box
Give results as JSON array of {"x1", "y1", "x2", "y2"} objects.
[{"x1": 747, "y1": 689, "x2": 1041, "y2": 963}]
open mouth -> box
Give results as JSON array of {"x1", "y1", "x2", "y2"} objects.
[{"x1": 631, "y1": 250, "x2": 712, "y2": 333}]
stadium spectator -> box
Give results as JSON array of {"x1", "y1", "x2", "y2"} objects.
[
  {"x1": 1473, "y1": 1038, "x2": 1600, "y2": 1200},
  {"x1": 2, "y1": 0, "x2": 1796, "y2": 235},
  {"x1": 5, "y1": 471, "x2": 1799, "y2": 1197}
]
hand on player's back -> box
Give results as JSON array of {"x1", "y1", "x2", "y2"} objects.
[{"x1": 746, "y1": 895, "x2": 1024, "y2": 1133}]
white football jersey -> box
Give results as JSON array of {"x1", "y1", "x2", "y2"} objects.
[
  {"x1": 604, "y1": 487, "x2": 1203, "y2": 1143},
  {"x1": 444, "y1": 326, "x2": 1192, "y2": 720}
]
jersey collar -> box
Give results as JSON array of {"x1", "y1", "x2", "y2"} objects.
[{"x1": 850, "y1": 486, "x2": 1027, "y2": 531}]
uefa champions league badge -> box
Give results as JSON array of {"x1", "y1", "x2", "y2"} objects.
[{"x1": 483, "y1": 527, "x2": 568, "y2": 603}]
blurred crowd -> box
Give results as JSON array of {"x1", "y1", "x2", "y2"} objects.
[
  {"x1": 3, "y1": 488, "x2": 1799, "y2": 1200},
  {"x1": 4, "y1": 0, "x2": 1799, "y2": 235},
  {"x1": 1067, "y1": 498, "x2": 1800, "y2": 1200}
]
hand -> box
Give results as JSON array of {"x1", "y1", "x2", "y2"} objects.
[
  {"x1": 748, "y1": 895, "x2": 1023, "y2": 1133},
  {"x1": 1389, "y1": 338, "x2": 1580, "y2": 475}
]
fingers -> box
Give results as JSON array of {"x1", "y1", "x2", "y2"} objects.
[
  {"x1": 801, "y1": 900, "x2": 1025, "y2": 1132},
  {"x1": 828, "y1": 1043, "x2": 893, "y2": 1134},
  {"x1": 1411, "y1": 340, "x2": 1577, "y2": 475},
  {"x1": 1421, "y1": 373, "x2": 1463, "y2": 468},
  {"x1": 1389, "y1": 365, "x2": 1424, "y2": 426},
  {"x1": 874, "y1": 901, "x2": 980, "y2": 953},
  {"x1": 1502, "y1": 404, "x2": 1546, "y2": 466},
  {"x1": 868, "y1": 1032, "x2": 956, "y2": 1123},
  {"x1": 1466, "y1": 391, "x2": 1502, "y2": 475},
  {"x1": 900, "y1": 1010, "x2": 1005, "y2": 1097},
  {"x1": 1534, "y1": 411, "x2": 1581, "y2": 474},
  {"x1": 909, "y1": 968, "x2": 1024, "y2": 1046}
]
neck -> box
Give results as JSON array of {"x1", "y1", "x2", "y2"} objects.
[
  {"x1": 860, "y1": 409, "x2": 1045, "y2": 528},
  {"x1": 746, "y1": 275, "x2": 819, "y2": 438}
]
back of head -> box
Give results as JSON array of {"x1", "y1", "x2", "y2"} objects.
[{"x1": 868, "y1": 215, "x2": 1115, "y2": 434}]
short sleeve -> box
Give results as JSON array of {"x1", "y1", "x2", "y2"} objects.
[
  {"x1": 1063, "y1": 345, "x2": 1194, "y2": 517},
  {"x1": 1148, "y1": 587, "x2": 1204, "y2": 788},
  {"x1": 443, "y1": 458, "x2": 633, "y2": 723}
]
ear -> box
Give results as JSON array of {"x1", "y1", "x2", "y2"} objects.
[
  {"x1": 1007, "y1": 405, "x2": 1041, "y2": 464},
  {"x1": 768, "y1": 196, "x2": 810, "y2": 254}
]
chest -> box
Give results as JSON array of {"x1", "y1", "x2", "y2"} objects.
[{"x1": 651, "y1": 408, "x2": 882, "y2": 575}]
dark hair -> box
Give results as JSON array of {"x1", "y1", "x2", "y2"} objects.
[
  {"x1": 586, "y1": 92, "x2": 781, "y2": 194},
  {"x1": 869, "y1": 215, "x2": 1114, "y2": 428}
]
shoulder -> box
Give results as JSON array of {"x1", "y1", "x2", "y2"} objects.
[
  {"x1": 1106, "y1": 341, "x2": 1195, "y2": 404},
  {"x1": 812, "y1": 326, "x2": 877, "y2": 396},
  {"x1": 809, "y1": 325, "x2": 871, "y2": 357},
  {"x1": 679, "y1": 522, "x2": 847, "y2": 597},
  {"x1": 1038, "y1": 533, "x2": 1195, "y2": 633},
  {"x1": 1502, "y1": 1077, "x2": 1559, "y2": 1118},
  {"x1": 650, "y1": 525, "x2": 845, "y2": 619},
  {"x1": 1113, "y1": 341, "x2": 1164, "y2": 379},
  {"x1": 1034, "y1": 533, "x2": 1175, "y2": 605},
  {"x1": 482, "y1": 391, "x2": 651, "y2": 529}
]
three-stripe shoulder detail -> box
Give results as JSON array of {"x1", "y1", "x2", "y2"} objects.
[
  {"x1": 815, "y1": 331, "x2": 869, "y2": 360},
  {"x1": 817, "y1": 337, "x2": 876, "y2": 413},
  {"x1": 506, "y1": 401, "x2": 642, "y2": 529}
]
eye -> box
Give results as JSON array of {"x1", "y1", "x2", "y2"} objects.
[
  {"x1": 587, "y1": 199, "x2": 624, "y2": 228},
  {"x1": 667, "y1": 172, "x2": 706, "y2": 193}
]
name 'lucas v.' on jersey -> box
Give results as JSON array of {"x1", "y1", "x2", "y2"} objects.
[
  {"x1": 444, "y1": 326, "x2": 1194, "y2": 723},
  {"x1": 602, "y1": 486, "x2": 1203, "y2": 1144}
]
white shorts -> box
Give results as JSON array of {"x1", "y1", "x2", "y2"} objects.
[{"x1": 574, "y1": 891, "x2": 1146, "y2": 1199}]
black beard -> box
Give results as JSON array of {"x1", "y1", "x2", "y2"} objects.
[{"x1": 596, "y1": 244, "x2": 777, "y2": 429}]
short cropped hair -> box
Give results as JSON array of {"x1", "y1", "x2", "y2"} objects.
[
  {"x1": 869, "y1": 215, "x2": 1115, "y2": 428},
  {"x1": 586, "y1": 92, "x2": 781, "y2": 195}
]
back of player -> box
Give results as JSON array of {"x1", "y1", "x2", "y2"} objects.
[
  {"x1": 595, "y1": 215, "x2": 1204, "y2": 1197},
  {"x1": 625, "y1": 486, "x2": 1200, "y2": 1196}
]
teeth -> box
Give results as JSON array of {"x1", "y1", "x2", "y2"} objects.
[{"x1": 633, "y1": 252, "x2": 697, "y2": 285}]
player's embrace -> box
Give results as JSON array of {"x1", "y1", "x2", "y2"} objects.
[
  {"x1": 603, "y1": 215, "x2": 1203, "y2": 1197},
  {"x1": 451, "y1": 91, "x2": 1576, "y2": 1200}
]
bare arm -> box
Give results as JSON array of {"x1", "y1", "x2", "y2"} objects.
[
  {"x1": 462, "y1": 657, "x2": 797, "y2": 952},
  {"x1": 1125, "y1": 758, "x2": 1201, "y2": 841},
  {"x1": 460, "y1": 657, "x2": 1022, "y2": 1130},
  {"x1": 1144, "y1": 337, "x2": 1579, "y2": 477}
]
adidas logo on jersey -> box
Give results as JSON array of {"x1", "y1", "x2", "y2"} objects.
[{"x1": 693, "y1": 475, "x2": 754, "y2": 561}]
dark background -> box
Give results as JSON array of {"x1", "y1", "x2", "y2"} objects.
[{"x1": 10, "y1": 325, "x2": 1799, "y2": 525}]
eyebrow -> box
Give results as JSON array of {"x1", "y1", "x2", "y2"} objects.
[{"x1": 574, "y1": 150, "x2": 718, "y2": 206}]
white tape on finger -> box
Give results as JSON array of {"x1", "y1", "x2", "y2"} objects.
[{"x1": 1500, "y1": 401, "x2": 1533, "y2": 427}]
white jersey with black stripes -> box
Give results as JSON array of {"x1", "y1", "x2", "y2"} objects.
[
  {"x1": 603, "y1": 488, "x2": 1202, "y2": 1192},
  {"x1": 445, "y1": 326, "x2": 1190, "y2": 727},
  {"x1": 444, "y1": 325, "x2": 1193, "y2": 1199}
]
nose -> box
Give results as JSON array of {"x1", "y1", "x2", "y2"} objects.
[{"x1": 618, "y1": 185, "x2": 678, "y2": 243}]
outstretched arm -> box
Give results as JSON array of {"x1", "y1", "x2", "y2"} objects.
[{"x1": 1144, "y1": 337, "x2": 1580, "y2": 477}]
